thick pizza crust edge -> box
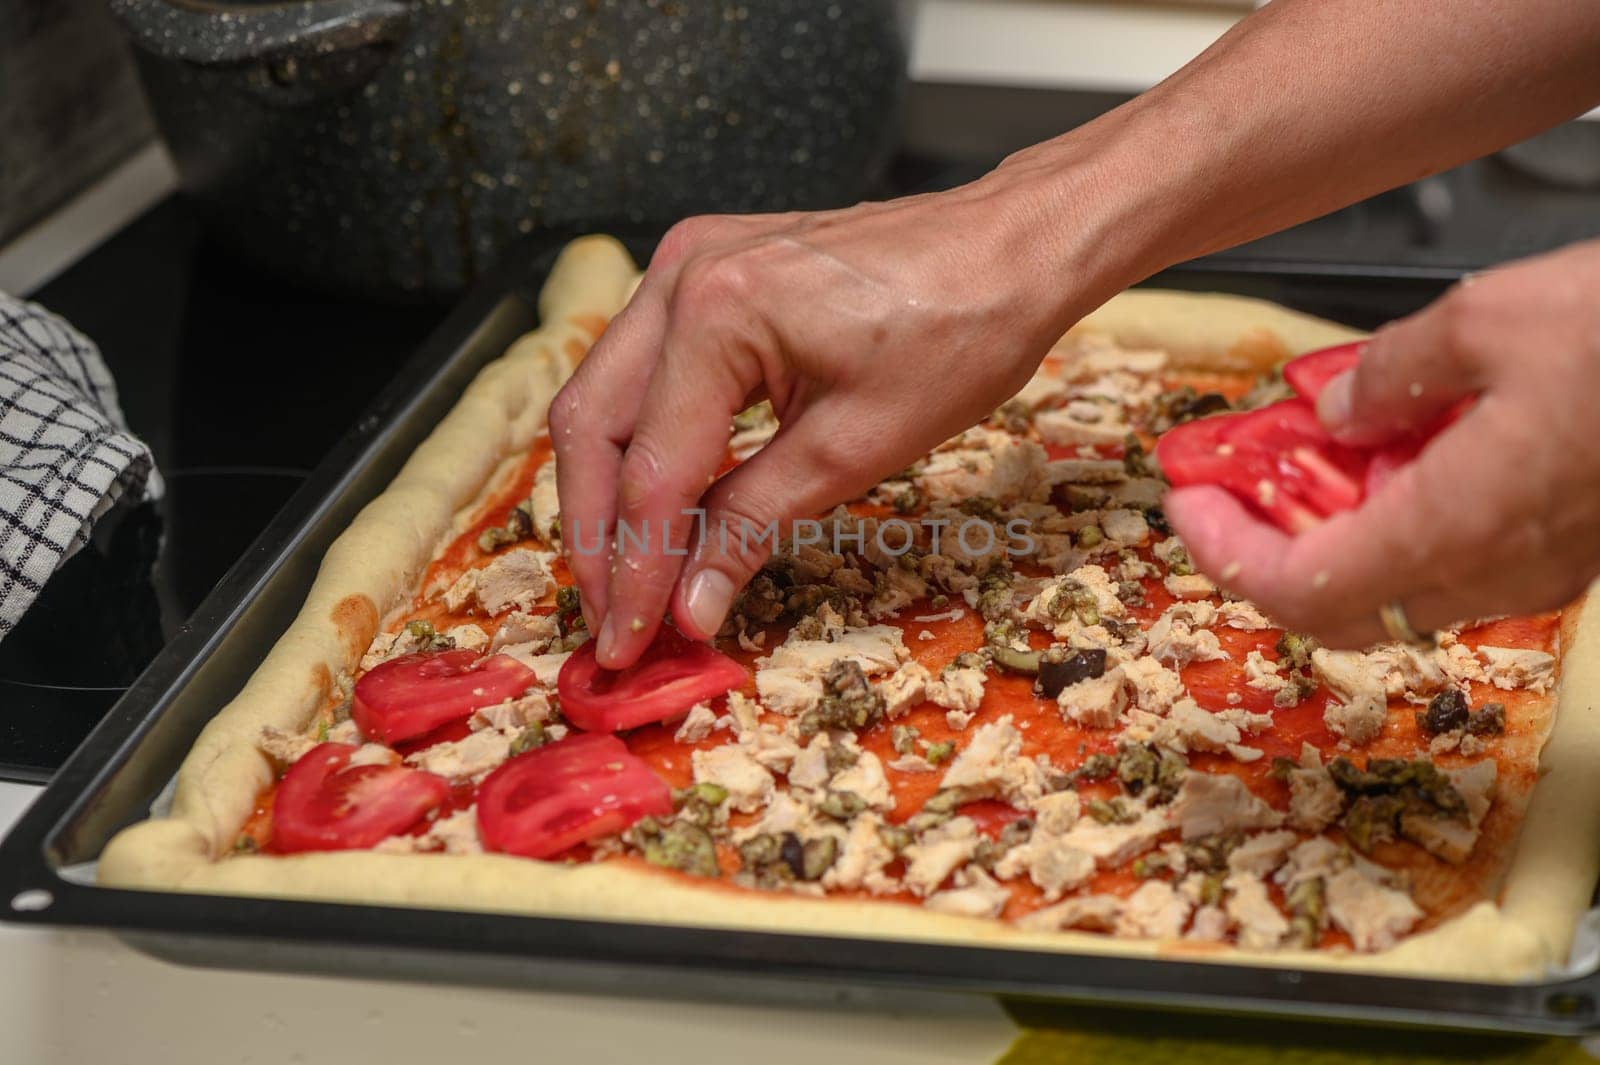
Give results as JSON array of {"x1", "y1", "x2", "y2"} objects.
[{"x1": 99, "y1": 271, "x2": 1593, "y2": 984}]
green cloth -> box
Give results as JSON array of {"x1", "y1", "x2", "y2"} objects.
[{"x1": 997, "y1": 1001, "x2": 1595, "y2": 1065}]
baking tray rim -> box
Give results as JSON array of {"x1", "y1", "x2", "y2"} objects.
[{"x1": 2, "y1": 227, "x2": 1596, "y2": 1034}]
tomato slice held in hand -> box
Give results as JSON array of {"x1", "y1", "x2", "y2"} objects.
[
  {"x1": 272, "y1": 742, "x2": 450, "y2": 853},
  {"x1": 558, "y1": 626, "x2": 748, "y2": 732},
  {"x1": 1157, "y1": 398, "x2": 1370, "y2": 533},
  {"x1": 476, "y1": 733, "x2": 672, "y2": 859},
  {"x1": 1283, "y1": 340, "x2": 1364, "y2": 400},
  {"x1": 352, "y1": 650, "x2": 536, "y2": 745}
]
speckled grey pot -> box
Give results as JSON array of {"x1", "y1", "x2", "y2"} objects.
[{"x1": 110, "y1": 0, "x2": 906, "y2": 300}]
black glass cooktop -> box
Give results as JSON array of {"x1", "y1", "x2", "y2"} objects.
[{"x1": 0, "y1": 199, "x2": 447, "y2": 781}]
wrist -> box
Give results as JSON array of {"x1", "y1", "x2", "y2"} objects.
[{"x1": 969, "y1": 99, "x2": 1215, "y2": 335}]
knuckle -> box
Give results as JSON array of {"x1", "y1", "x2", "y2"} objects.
[
  {"x1": 653, "y1": 215, "x2": 722, "y2": 269},
  {"x1": 547, "y1": 384, "x2": 582, "y2": 437},
  {"x1": 675, "y1": 253, "x2": 757, "y2": 316}
]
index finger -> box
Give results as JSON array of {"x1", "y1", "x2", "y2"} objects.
[
  {"x1": 549, "y1": 281, "x2": 668, "y2": 630},
  {"x1": 594, "y1": 277, "x2": 767, "y2": 667}
]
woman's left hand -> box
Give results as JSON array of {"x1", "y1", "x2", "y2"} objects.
[{"x1": 1164, "y1": 239, "x2": 1600, "y2": 646}]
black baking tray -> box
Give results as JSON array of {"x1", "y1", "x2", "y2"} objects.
[{"x1": 4, "y1": 226, "x2": 1598, "y2": 1035}]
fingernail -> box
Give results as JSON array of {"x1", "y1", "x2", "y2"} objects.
[
  {"x1": 1316, "y1": 372, "x2": 1354, "y2": 428},
  {"x1": 684, "y1": 569, "x2": 735, "y2": 638},
  {"x1": 596, "y1": 613, "x2": 619, "y2": 663}
]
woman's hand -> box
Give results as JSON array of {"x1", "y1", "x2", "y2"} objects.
[
  {"x1": 550, "y1": 171, "x2": 1124, "y2": 668},
  {"x1": 1166, "y1": 239, "x2": 1600, "y2": 647}
]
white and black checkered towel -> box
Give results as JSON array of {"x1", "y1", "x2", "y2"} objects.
[{"x1": 0, "y1": 293, "x2": 160, "y2": 638}]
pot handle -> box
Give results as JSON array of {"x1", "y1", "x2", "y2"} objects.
[{"x1": 108, "y1": 0, "x2": 411, "y2": 66}]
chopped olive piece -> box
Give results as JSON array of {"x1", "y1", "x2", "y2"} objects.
[
  {"x1": 779, "y1": 832, "x2": 807, "y2": 878},
  {"x1": 1341, "y1": 794, "x2": 1406, "y2": 853},
  {"x1": 1131, "y1": 853, "x2": 1170, "y2": 879},
  {"x1": 904, "y1": 809, "x2": 951, "y2": 834},
  {"x1": 1115, "y1": 744, "x2": 1159, "y2": 797},
  {"x1": 1274, "y1": 631, "x2": 1318, "y2": 672},
  {"x1": 1196, "y1": 874, "x2": 1225, "y2": 907},
  {"x1": 477, "y1": 503, "x2": 535, "y2": 553},
  {"x1": 951, "y1": 651, "x2": 986, "y2": 671},
  {"x1": 992, "y1": 644, "x2": 1041, "y2": 675},
  {"x1": 1269, "y1": 756, "x2": 1298, "y2": 783},
  {"x1": 1150, "y1": 386, "x2": 1232, "y2": 431},
  {"x1": 994, "y1": 399, "x2": 1032, "y2": 435},
  {"x1": 509, "y1": 722, "x2": 547, "y2": 755},
  {"x1": 923, "y1": 788, "x2": 967, "y2": 815},
  {"x1": 1273, "y1": 673, "x2": 1318, "y2": 708},
  {"x1": 1037, "y1": 648, "x2": 1109, "y2": 699},
  {"x1": 929, "y1": 593, "x2": 951, "y2": 610},
  {"x1": 1122, "y1": 434, "x2": 1157, "y2": 478},
  {"x1": 554, "y1": 584, "x2": 586, "y2": 636},
  {"x1": 636, "y1": 818, "x2": 720, "y2": 878},
  {"x1": 1466, "y1": 702, "x2": 1506, "y2": 736},
  {"x1": 1326, "y1": 756, "x2": 1466, "y2": 818},
  {"x1": 823, "y1": 740, "x2": 860, "y2": 774},
  {"x1": 800, "y1": 836, "x2": 838, "y2": 880},
  {"x1": 404, "y1": 618, "x2": 455, "y2": 653},
  {"x1": 1285, "y1": 876, "x2": 1325, "y2": 948},
  {"x1": 924, "y1": 741, "x2": 955, "y2": 765},
  {"x1": 233, "y1": 835, "x2": 259, "y2": 855},
  {"x1": 984, "y1": 617, "x2": 1025, "y2": 651},
  {"x1": 892, "y1": 487, "x2": 922, "y2": 514},
  {"x1": 799, "y1": 659, "x2": 885, "y2": 737},
  {"x1": 878, "y1": 823, "x2": 914, "y2": 852},
  {"x1": 672, "y1": 781, "x2": 729, "y2": 829},
  {"x1": 1072, "y1": 752, "x2": 1117, "y2": 784},
  {"x1": 1143, "y1": 505, "x2": 1171, "y2": 535},
  {"x1": 1418, "y1": 689, "x2": 1469, "y2": 735},
  {"x1": 959, "y1": 496, "x2": 1004, "y2": 520},
  {"x1": 1076, "y1": 525, "x2": 1104, "y2": 549},
  {"x1": 1063, "y1": 485, "x2": 1110, "y2": 512},
  {"x1": 817, "y1": 791, "x2": 868, "y2": 820},
  {"x1": 976, "y1": 565, "x2": 1016, "y2": 621},
  {"x1": 890, "y1": 725, "x2": 921, "y2": 755},
  {"x1": 1182, "y1": 832, "x2": 1241, "y2": 873}
]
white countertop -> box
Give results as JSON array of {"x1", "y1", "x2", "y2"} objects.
[{"x1": 0, "y1": 781, "x2": 1016, "y2": 1065}]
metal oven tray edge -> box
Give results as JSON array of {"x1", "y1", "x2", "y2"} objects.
[{"x1": 3, "y1": 229, "x2": 1598, "y2": 1035}]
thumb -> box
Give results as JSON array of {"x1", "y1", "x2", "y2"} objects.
[
  {"x1": 671, "y1": 403, "x2": 890, "y2": 640},
  {"x1": 1318, "y1": 291, "x2": 1487, "y2": 447}
]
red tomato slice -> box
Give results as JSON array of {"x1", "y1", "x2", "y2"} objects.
[
  {"x1": 271, "y1": 742, "x2": 450, "y2": 853},
  {"x1": 1283, "y1": 341, "x2": 1364, "y2": 400},
  {"x1": 1157, "y1": 398, "x2": 1371, "y2": 533},
  {"x1": 352, "y1": 650, "x2": 536, "y2": 745},
  {"x1": 557, "y1": 626, "x2": 748, "y2": 733},
  {"x1": 476, "y1": 733, "x2": 672, "y2": 859}
]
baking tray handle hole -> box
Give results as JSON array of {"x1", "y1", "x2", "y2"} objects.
[
  {"x1": 10, "y1": 888, "x2": 54, "y2": 912},
  {"x1": 1545, "y1": 992, "x2": 1596, "y2": 1018}
]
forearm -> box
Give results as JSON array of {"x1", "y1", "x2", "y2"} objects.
[{"x1": 988, "y1": 0, "x2": 1600, "y2": 326}]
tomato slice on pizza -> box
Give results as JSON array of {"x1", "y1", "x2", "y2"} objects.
[
  {"x1": 557, "y1": 626, "x2": 748, "y2": 733},
  {"x1": 476, "y1": 733, "x2": 673, "y2": 859},
  {"x1": 272, "y1": 742, "x2": 451, "y2": 853},
  {"x1": 352, "y1": 650, "x2": 536, "y2": 745}
]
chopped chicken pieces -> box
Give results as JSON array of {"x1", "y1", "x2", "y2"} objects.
[
  {"x1": 1478, "y1": 646, "x2": 1556, "y2": 693},
  {"x1": 1170, "y1": 772, "x2": 1284, "y2": 840},
  {"x1": 692, "y1": 744, "x2": 775, "y2": 813},
  {"x1": 1325, "y1": 867, "x2": 1423, "y2": 952},
  {"x1": 1116, "y1": 880, "x2": 1192, "y2": 940},
  {"x1": 1225, "y1": 875, "x2": 1290, "y2": 950}
]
